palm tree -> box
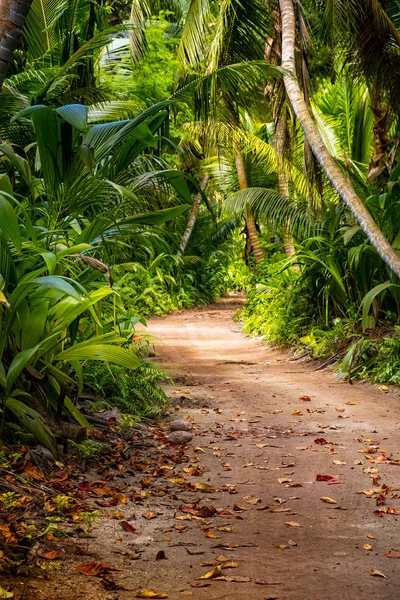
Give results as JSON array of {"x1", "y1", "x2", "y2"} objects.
[
  {"x1": 0, "y1": 0, "x2": 32, "y2": 89},
  {"x1": 279, "y1": 0, "x2": 400, "y2": 278}
]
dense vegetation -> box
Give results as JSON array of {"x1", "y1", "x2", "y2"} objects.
[{"x1": 0, "y1": 0, "x2": 400, "y2": 451}]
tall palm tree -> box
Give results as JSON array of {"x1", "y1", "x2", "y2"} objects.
[{"x1": 279, "y1": 0, "x2": 400, "y2": 278}]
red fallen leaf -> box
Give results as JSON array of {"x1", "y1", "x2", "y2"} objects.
[
  {"x1": 78, "y1": 483, "x2": 90, "y2": 492},
  {"x1": 255, "y1": 579, "x2": 281, "y2": 585},
  {"x1": 335, "y1": 408, "x2": 345, "y2": 413},
  {"x1": 74, "y1": 562, "x2": 123, "y2": 576},
  {"x1": 299, "y1": 396, "x2": 311, "y2": 401},
  {"x1": 374, "y1": 510, "x2": 384, "y2": 517},
  {"x1": 39, "y1": 551, "x2": 60, "y2": 560},
  {"x1": 120, "y1": 521, "x2": 136, "y2": 533},
  {"x1": 376, "y1": 494, "x2": 386, "y2": 506},
  {"x1": 316, "y1": 474, "x2": 339, "y2": 483},
  {"x1": 179, "y1": 505, "x2": 198, "y2": 516},
  {"x1": 314, "y1": 438, "x2": 329, "y2": 445},
  {"x1": 385, "y1": 551, "x2": 400, "y2": 558}
]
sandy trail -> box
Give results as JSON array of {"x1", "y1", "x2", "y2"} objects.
[
  {"x1": 146, "y1": 296, "x2": 400, "y2": 599},
  {"x1": 15, "y1": 296, "x2": 400, "y2": 600}
]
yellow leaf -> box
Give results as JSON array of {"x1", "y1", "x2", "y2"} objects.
[
  {"x1": 367, "y1": 533, "x2": 375, "y2": 539},
  {"x1": 278, "y1": 478, "x2": 292, "y2": 484},
  {"x1": 200, "y1": 566, "x2": 222, "y2": 579},
  {"x1": 285, "y1": 521, "x2": 302, "y2": 527},
  {"x1": 345, "y1": 401, "x2": 357, "y2": 405},
  {"x1": 136, "y1": 589, "x2": 168, "y2": 598},
  {"x1": 194, "y1": 483, "x2": 215, "y2": 493},
  {"x1": 320, "y1": 497, "x2": 337, "y2": 504},
  {"x1": 333, "y1": 460, "x2": 346, "y2": 465},
  {"x1": 363, "y1": 544, "x2": 372, "y2": 551},
  {"x1": 243, "y1": 495, "x2": 262, "y2": 505},
  {"x1": 203, "y1": 529, "x2": 220, "y2": 539},
  {"x1": 291, "y1": 410, "x2": 303, "y2": 416},
  {"x1": 370, "y1": 568, "x2": 386, "y2": 578}
]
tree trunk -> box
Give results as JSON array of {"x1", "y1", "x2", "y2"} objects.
[
  {"x1": 177, "y1": 174, "x2": 209, "y2": 257},
  {"x1": 279, "y1": 0, "x2": 400, "y2": 279},
  {"x1": 235, "y1": 151, "x2": 264, "y2": 264},
  {"x1": 0, "y1": 0, "x2": 33, "y2": 90},
  {"x1": 273, "y1": 113, "x2": 299, "y2": 264}
]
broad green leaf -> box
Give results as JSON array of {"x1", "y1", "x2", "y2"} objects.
[
  {"x1": 56, "y1": 104, "x2": 88, "y2": 131},
  {"x1": 6, "y1": 345, "x2": 41, "y2": 393},
  {"x1": 0, "y1": 193, "x2": 21, "y2": 251},
  {"x1": 361, "y1": 282, "x2": 398, "y2": 330},
  {"x1": 118, "y1": 205, "x2": 189, "y2": 227},
  {"x1": 56, "y1": 344, "x2": 140, "y2": 370}
]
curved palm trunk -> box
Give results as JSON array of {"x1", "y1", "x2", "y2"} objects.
[
  {"x1": 279, "y1": 0, "x2": 400, "y2": 279},
  {"x1": 0, "y1": 0, "x2": 33, "y2": 90},
  {"x1": 177, "y1": 174, "x2": 209, "y2": 257},
  {"x1": 235, "y1": 152, "x2": 264, "y2": 264}
]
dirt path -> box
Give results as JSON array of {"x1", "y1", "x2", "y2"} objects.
[
  {"x1": 10, "y1": 296, "x2": 400, "y2": 600},
  {"x1": 146, "y1": 296, "x2": 400, "y2": 599}
]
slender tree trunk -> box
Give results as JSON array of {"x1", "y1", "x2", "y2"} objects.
[
  {"x1": 368, "y1": 90, "x2": 391, "y2": 186},
  {"x1": 279, "y1": 0, "x2": 400, "y2": 279},
  {"x1": 177, "y1": 174, "x2": 209, "y2": 257},
  {"x1": 0, "y1": 0, "x2": 32, "y2": 90},
  {"x1": 235, "y1": 151, "x2": 264, "y2": 264},
  {"x1": 273, "y1": 113, "x2": 298, "y2": 263}
]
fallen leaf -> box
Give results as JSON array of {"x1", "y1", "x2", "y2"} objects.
[
  {"x1": 299, "y1": 396, "x2": 311, "y2": 401},
  {"x1": 136, "y1": 589, "x2": 168, "y2": 598},
  {"x1": 74, "y1": 562, "x2": 123, "y2": 576},
  {"x1": 243, "y1": 495, "x2": 262, "y2": 505},
  {"x1": 255, "y1": 579, "x2": 281, "y2": 585},
  {"x1": 190, "y1": 582, "x2": 211, "y2": 588},
  {"x1": 143, "y1": 512, "x2": 158, "y2": 520},
  {"x1": 363, "y1": 544, "x2": 372, "y2": 551},
  {"x1": 291, "y1": 410, "x2": 303, "y2": 416},
  {"x1": 333, "y1": 460, "x2": 346, "y2": 465},
  {"x1": 367, "y1": 534, "x2": 375, "y2": 539},
  {"x1": 194, "y1": 483, "x2": 215, "y2": 493},
  {"x1": 316, "y1": 474, "x2": 339, "y2": 483},
  {"x1": 39, "y1": 551, "x2": 60, "y2": 560},
  {"x1": 285, "y1": 521, "x2": 302, "y2": 527},
  {"x1": 120, "y1": 521, "x2": 136, "y2": 533},
  {"x1": 370, "y1": 568, "x2": 386, "y2": 578},
  {"x1": 385, "y1": 551, "x2": 400, "y2": 558},
  {"x1": 200, "y1": 566, "x2": 222, "y2": 579},
  {"x1": 345, "y1": 400, "x2": 357, "y2": 405},
  {"x1": 278, "y1": 478, "x2": 292, "y2": 484},
  {"x1": 288, "y1": 539, "x2": 297, "y2": 546},
  {"x1": 0, "y1": 587, "x2": 13, "y2": 599},
  {"x1": 203, "y1": 529, "x2": 220, "y2": 539},
  {"x1": 214, "y1": 576, "x2": 251, "y2": 583},
  {"x1": 320, "y1": 497, "x2": 337, "y2": 504},
  {"x1": 155, "y1": 551, "x2": 166, "y2": 561}
]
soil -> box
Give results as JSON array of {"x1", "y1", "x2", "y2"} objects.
[{"x1": 4, "y1": 296, "x2": 400, "y2": 599}]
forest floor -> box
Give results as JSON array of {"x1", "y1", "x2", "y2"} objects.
[{"x1": 4, "y1": 295, "x2": 400, "y2": 600}]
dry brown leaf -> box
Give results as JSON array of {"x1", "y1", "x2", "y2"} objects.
[
  {"x1": 142, "y1": 512, "x2": 158, "y2": 520},
  {"x1": 385, "y1": 550, "x2": 400, "y2": 558},
  {"x1": 285, "y1": 521, "x2": 302, "y2": 527},
  {"x1": 74, "y1": 562, "x2": 123, "y2": 576},
  {"x1": 370, "y1": 568, "x2": 386, "y2": 578},
  {"x1": 367, "y1": 533, "x2": 375, "y2": 539},
  {"x1": 39, "y1": 551, "x2": 60, "y2": 560},
  {"x1": 243, "y1": 495, "x2": 262, "y2": 505}
]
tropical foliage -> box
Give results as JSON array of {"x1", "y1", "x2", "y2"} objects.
[{"x1": 1, "y1": 0, "x2": 400, "y2": 449}]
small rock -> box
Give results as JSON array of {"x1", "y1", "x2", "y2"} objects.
[
  {"x1": 169, "y1": 419, "x2": 192, "y2": 432},
  {"x1": 168, "y1": 430, "x2": 193, "y2": 444}
]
